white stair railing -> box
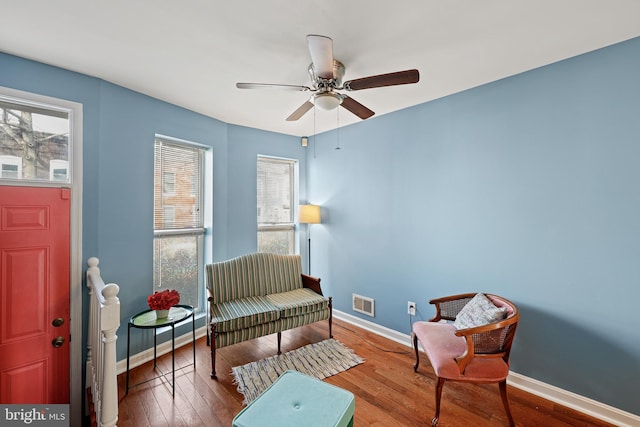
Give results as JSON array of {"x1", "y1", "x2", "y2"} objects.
[{"x1": 86, "y1": 257, "x2": 120, "y2": 427}]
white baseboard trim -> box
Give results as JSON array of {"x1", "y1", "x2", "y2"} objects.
[
  {"x1": 116, "y1": 325, "x2": 208, "y2": 375},
  {"x1": 334, "y1": 310, "x2": 414, "y2": 347},
  {"x1": 506, "y1": 372, "x2": 640, "y2": 427},
  {"x1": 333, "y1": 310, "x2": 640, "y2": 427}
]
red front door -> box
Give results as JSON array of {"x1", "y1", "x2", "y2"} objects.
[{"x1": 0, "y1": 186, "x2": 70, "y2": 404}]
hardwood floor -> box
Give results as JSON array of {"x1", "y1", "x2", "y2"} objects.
[{"x1": 116, "y1": 319, "x2": 614, "y2": 427}]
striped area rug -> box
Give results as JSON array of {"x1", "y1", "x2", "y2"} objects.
[{"x1": 231, "y1": 339, "x2": 364, "y2": 404}]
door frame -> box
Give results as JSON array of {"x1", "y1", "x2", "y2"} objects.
[{"x1": 0, "y1": 86, "x2": 83, "y2": 427}]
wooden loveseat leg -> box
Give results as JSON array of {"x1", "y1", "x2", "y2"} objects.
[
  {"x1": 329, "y1": 296, "x2": 333, "y2": 338},
  {"x1": 277, "y1": 332, "x2": 282, "y2": 355},
  {"x1": 210, "y1": 323, "x2": 217, "y2": 379}
]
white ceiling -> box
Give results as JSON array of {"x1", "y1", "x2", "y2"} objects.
[{"x1": 2, "y1": 1, "x2": 639, "y2": 136}]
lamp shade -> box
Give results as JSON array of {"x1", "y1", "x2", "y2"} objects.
[{"x1": 299, "y1": 204, "x2": 321, "y2": 224}]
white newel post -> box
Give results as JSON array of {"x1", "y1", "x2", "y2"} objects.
[
  {"x1": 86, "y1": 257, "x2": 120, "y2": 427},
  {"x1": 100, "y1": 283, "x2": 120, "y2": 427}
]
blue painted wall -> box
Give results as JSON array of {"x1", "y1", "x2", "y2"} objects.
[
  {"x1": 306, "y1": 37, "x2": 640, "y2": 414},
  {"x1": 0, "y1": 53, "x2": 302, "y2": 361},
  {"x1": 93, "y1": 81, "x2": 233, "y2": 344},
  {"x1": 226, "y1": 124, "x2": 309, "y2": 259},
  {"x1": 1, "y1": 36, "x2": 639, "y2": 415}
]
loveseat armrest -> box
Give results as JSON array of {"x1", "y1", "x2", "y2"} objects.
[
  {"x1": 301, "y1": 274, "x2": 323, "y2": 296},
  {"x1": 428, "y1": 293, "x2": 476, "y2": 322}
]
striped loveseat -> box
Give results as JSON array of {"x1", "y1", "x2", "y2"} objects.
[{"x1": 205, "y1": 253, "x2": 333, "y2": 378}]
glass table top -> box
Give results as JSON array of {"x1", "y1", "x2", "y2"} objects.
[{"x1": 130, "y1": 304, "x2": 193, "y2": 328}]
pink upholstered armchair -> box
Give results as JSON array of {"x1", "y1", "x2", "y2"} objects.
[{"x1": 412, "y1": 293, "x2": 520, "y2": 426}]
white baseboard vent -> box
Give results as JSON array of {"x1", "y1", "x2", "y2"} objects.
[{"x1": 352, "y1": 293, "x2": 375, "y2": 317}]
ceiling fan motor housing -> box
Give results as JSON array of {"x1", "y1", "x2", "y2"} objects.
[{"x1": 308, "y1": 60, "x2": 346, "y2": 88}]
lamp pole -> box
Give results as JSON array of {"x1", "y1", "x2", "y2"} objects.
[
  {"x1": 298, "y1": 204, "x2": 321, "y2": 275},
  {"x1": 307, "y1": 226, "x2": 312, "y2": 274}
]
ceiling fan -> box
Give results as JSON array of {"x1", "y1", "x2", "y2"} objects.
[{"x1": 236, "y1": 34, "x2": 420, "y2": 121}]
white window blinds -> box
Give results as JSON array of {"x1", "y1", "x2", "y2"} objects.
[
  {"x1": 257, "y1": 156, "x2": 296, "y2": 254},
  {"x1": 257, "y1": 157, "x2": 294, "y2": 225},
  {"x1": 154, "y1": 138, "x2": 204, "y2": 231}
]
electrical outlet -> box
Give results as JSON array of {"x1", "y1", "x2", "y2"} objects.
[{"x1": 408, "y1": 301, "x2": 416, "y2": 316}]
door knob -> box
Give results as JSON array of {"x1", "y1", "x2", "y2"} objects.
[
  {"x1": 52, "y1": 317, "x2": 65, "y2": 327},
  {"x1": 52, "y1": 336, "x2": 65, "y2": 348}
]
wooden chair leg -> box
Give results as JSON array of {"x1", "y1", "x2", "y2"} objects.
[
  {"x1": 499, "y1": 380, "x2": 515, "y2": 427},
  {"x1": 412, "y1": 332, "x2": 420, "y2": 372},
  {"x1": 432, "y1": 377, "x2": 445, "y2": 426}
]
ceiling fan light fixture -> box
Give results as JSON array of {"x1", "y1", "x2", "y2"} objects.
[
  {"x1": 236, "y1": 35, "x2": 419, "y2": 121},
  {"x1": 314, "y1": 92, "x2": 342, "y2": 110}
]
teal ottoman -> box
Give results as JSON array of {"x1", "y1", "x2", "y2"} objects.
[{"x1": 232, "y1": 370, "x2": 355, "y2": 427}]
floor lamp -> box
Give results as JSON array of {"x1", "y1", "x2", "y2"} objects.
[{"x1": 299, "y1": 204, "x2": 321, "y2": 275}]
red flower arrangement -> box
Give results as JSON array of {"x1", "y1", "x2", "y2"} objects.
[{"x1": 148, "y1": 289, "x2": 180, "y2": 310}]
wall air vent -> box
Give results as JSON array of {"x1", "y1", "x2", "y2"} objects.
[{"x1": 352, "y1": 293, "x2": 375, "y2": 317}]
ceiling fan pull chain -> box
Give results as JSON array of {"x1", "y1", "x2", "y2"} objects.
[
  {"x1": 336, "y1": 107, "x2": 341, "y2": 150},
  {"x1": 313, "y1": 103, "x2": 317, "y2": 159}
]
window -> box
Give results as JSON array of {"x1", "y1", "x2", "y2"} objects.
[
  {"x1": 154, "y1": 137, "x2": 205, "y2": 312},
  {"x1": 162, "y1": 206, "x2": 176, "y2": 228},
  {"x1": 0, "y1": 155, "x2": 21, "y2": 179},
  {"x1": 257, "y1": 156, "x2": 297, "y2": 254},
  {"x1": 49, "y1": 159, "x2": 68, "y2": 181},
  {"x1": 163, "y1": 172, "x2": 176, "y2": 194},
  {"x1": 0, "y1": 98, "x2": 70, "y2": 183}
]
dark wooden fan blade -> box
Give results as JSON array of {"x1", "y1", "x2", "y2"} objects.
[
  {"x1": 307, "y1": 34, "x2": 334, "y2": 79},
  {"x1": 340, "y1": 96, "x2": 375, "y2": 120},
  {"x1": 236, "y1": 82, "x2": 310, "y2": 91},
  {"x1": 286, "y1": 101, "x2": 314, "y2": 121},
  {"x1": 344, "y1": 69, "x2": 419, "y2": 91}
]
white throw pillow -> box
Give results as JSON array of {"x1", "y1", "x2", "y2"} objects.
[{"x1": 453, "y1": 293, "x2": 507, "y2": 330}]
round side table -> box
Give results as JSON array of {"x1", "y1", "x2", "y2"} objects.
[{"x1": 125, "y1": 304, "x2": 195, "y2": 396}]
